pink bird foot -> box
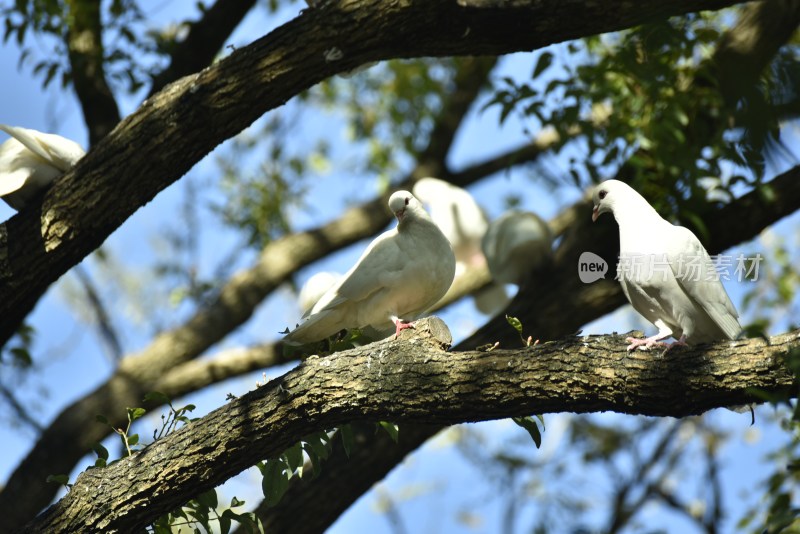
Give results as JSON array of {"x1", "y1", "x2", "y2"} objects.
[
  {"x1": 394, "y1": 318, "x2": 415, "y2": 338},
  {"x1": 625, "y1": 335, "x2": 667, "y2": 352},
  {"x1": 663, "y1": 335, "x2": 688, "y2": 353}
]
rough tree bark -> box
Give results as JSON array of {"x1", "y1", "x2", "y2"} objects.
[
  {"x1": 0, "y1": 0, "x2": 742, "y2": 348},
  {"x1": 22, "y1": 318, "x2": 800, "y2": 533}
]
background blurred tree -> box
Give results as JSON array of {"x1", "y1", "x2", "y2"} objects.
[{"x1": 0, "y1": 0, "x2": 799, "y2": 532}]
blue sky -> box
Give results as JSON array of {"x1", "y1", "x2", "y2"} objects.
[{"x1": 1, "y1": 2, "x2": 798, "y2": 532}]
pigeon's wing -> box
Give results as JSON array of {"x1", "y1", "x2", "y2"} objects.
[
  {"x1": 332, "y1": 229, "x2": 405, "y2": 303},
  {"x1": 307, "y1": 229, "x2": 404, "y2": 318},
  {"x1": 285, "y1": 230, "x2": 405, "y2": 345},
  {"x1": 0, "y1": 139, "x2": 33, "y2": 197},
  {"x1": 0, "y1": 125, "x2": 84, "y2": 171},
  {"x1": 666, "y1": 226, "x2": 741, "y2": 339},
  {"x1": 619, "y1": 274, "x2": 678, "y2": 337},
  {"x1": 0, "y1": 168, "x2": 32, "y2": 197}
]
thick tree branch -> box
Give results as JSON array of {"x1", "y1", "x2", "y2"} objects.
[
  {"x1": 0, "y1": 0, "x2": 743, "y2": 350},
  {"x1": 65, "y1": 0, "x2": 121, "y2": 144},
  {"x1": 22, "y1": 321, "x2": 800, "y2": 533},
  {"x1": 712, "y1": 0, "x2": 800, "y2": 106}
]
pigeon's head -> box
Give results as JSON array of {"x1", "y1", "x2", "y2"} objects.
[
  {"x1": 591, "y1": 180, "x2": 630, "y2": 222},
  {"x1": 388, "y1": 190, "x2": 421, "y2": 223}
]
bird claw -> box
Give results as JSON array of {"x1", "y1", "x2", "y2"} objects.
[
  {"x1": 662, "y1": 335, "x2": 688, "y2": 353},
  {"x1": 625, "y1": 336, "x2": 666, "y2": 351},
  {"x1": 394, "y1": 319, "x2": 415, "y2": 338}
]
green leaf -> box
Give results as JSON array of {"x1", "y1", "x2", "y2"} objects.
[
  {"x1": 95, "y1": 414, "x2": 109, "y2": 425},
  {"x1": 304, "y1": 432, "x2": 331, "y2": 462},
  {"x1": 378, "y1": 422, "x2": 400, "y2": 443},
  {"x1": 143, "y1": 391, "x2": 170, "y2": 405},
  {"x1": 261, "y1": 460, "x2": 290, "y2": 507},
  {"x1": 512, "y1": 416, "x2": 543, "y2": 448},
  {"x1": 533, "y1": 51, "x2": 554, "y2": 78},
  {"x1": 127, "y1": 434, "x2": 139, "y2": 447},
  {"x1": 219, "y1": 514, "x2": 232, "y2": 534},
  {"x1": 92, "y1": 442, "x2": 109, "y2": 460},
  {"x1": 505, "y1": 315, "x2": 523, "y2": 335},
  {"x1": 46, "y1": 474, "x2": 70, "y2": 487},
  {"x1": 128, "y1": 407, "x2": 146, "y2": 422},
  {"x1": 283, "y1": 442, "x2": 304, "y2": 474},
  {"x1": 340, "y1": 424, "x2": 354, "y2": 458},
  {"x1": 197, "y1": 488, "x2": 218, "y2": 510}
]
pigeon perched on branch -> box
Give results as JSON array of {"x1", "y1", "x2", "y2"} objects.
[
  {"x1": 591, "y1": 179, "x2": 741, "y2": 350},
  {"x1": 284, "y1": 190, "x2": 456, "y2": 345}
]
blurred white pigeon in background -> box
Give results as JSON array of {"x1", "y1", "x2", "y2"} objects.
[
  {"x1": 481, "y1": 210, "x2": 553, "y2": 286},
  {"x1": 591, "y1": 179, "x2": 741, "y2": 350},
  {"x1": 297, "y1": 271, "x2": 341, "y2": 314},
  {"x1": 0, "y1": 124, "x2": 85, "y2": 210},
  {"x1": 412, "y1": 177, "x2": 488, "y2": 272},
  {"x1": 412, "y1": 177, "x2": 509, "y2": 315},
  {"x1": 284, "y1": 190, "x2": 456, "y2": 345}
]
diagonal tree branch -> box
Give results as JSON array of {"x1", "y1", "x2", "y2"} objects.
[
  {"x1": 22, "y1": 321, "x2": 800, "y2": 533},
  {"x1": 0, "y1": 0, "x2": 743, "y2": 350}
]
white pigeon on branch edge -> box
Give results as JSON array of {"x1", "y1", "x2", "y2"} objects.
[
  {"x1": 283, "y1": 190, "x2": 456, "y2": 345},
  {"x1": 591, "y1": 179, "x2": 741, "y2": 351},
  {"x1": 0, "y1": 124, "x2": 85, "y2": 210}
]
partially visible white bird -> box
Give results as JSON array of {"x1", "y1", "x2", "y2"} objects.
[
  {"x1": 284, "y1": 190, "x2": 456, "y2": 345},
  {"x1": 592, "y1": 179, "x2": 741, "y2": 350},
  {"x1": 481, "y1": 210, "x2": 553, "y2": 285},
  {"x1": 297, "y1": 271, "x2": 341, "y2": 314},
  {"x1": 412, "y1": 177, "x2": 488, "y2": 271},
  {"x1": 412, "y1": 177, "x2": 510, "y2": 315},
  {"x1": 0, "y1": 124, "x2": 85, "y2": 210}
]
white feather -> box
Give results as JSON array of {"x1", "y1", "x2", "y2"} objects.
[
  {"x1": 284, "y1": 190, "x2": 456, "y2": 345},
  {"x1": 0, "y1": 124, "x2": 85, "y2": 210}
]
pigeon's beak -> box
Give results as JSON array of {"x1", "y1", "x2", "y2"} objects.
[
  {"x1": 591, "y1": 205, "x2": 600, "y2": 222},
  {"x1": 395, "y1": 208, "x2": 406, "y2": 222}
]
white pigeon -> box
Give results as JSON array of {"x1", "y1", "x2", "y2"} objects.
[
  {"x1": 413, "y1": 177, "x2": 510, "y2": 315},
  {"x1": 481, "y1": 210, "x2": 553, "y2": 285},
  {"x1": 591, "y1": 179, "x2": 742, "y2": 350},
  {"x1": 412, "y1": 177, "x2": 488, "y2": 271},
  {"x1": 0, "y1": 124, "x2": 85, "y2": 210},
  {"x1": 297, "y1": 271, "x2": 341, "y2": 314},
  {"x1": 284, "y1": 190, "x2": 456, "y2": 345}
]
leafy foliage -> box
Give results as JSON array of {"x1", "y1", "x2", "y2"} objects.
[{"x1": 91, "y1": 393, "x2": 263, "y2": 533}]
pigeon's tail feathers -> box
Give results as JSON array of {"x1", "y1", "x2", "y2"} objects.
[
  {"x1": 706, "y1": 303, "x2": 742, "y2": 340},
  {"x1": 283, "y1": 308, "x2": 347, "y2": 346},
  {"x1": 0, "y1": 124, "x2": 84, "y2": 170}
]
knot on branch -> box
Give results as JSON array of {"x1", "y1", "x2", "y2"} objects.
[{"x1": 396, "y1": 316, "x2": 452, "y2": 350}]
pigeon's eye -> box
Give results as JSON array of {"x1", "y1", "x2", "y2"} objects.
[
  {"x1": 599, "y1": 190, "x2": 607, "y2": 200},
  {"x1": 404, "y1": 197, "x2": 410, "y2": 206}
]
